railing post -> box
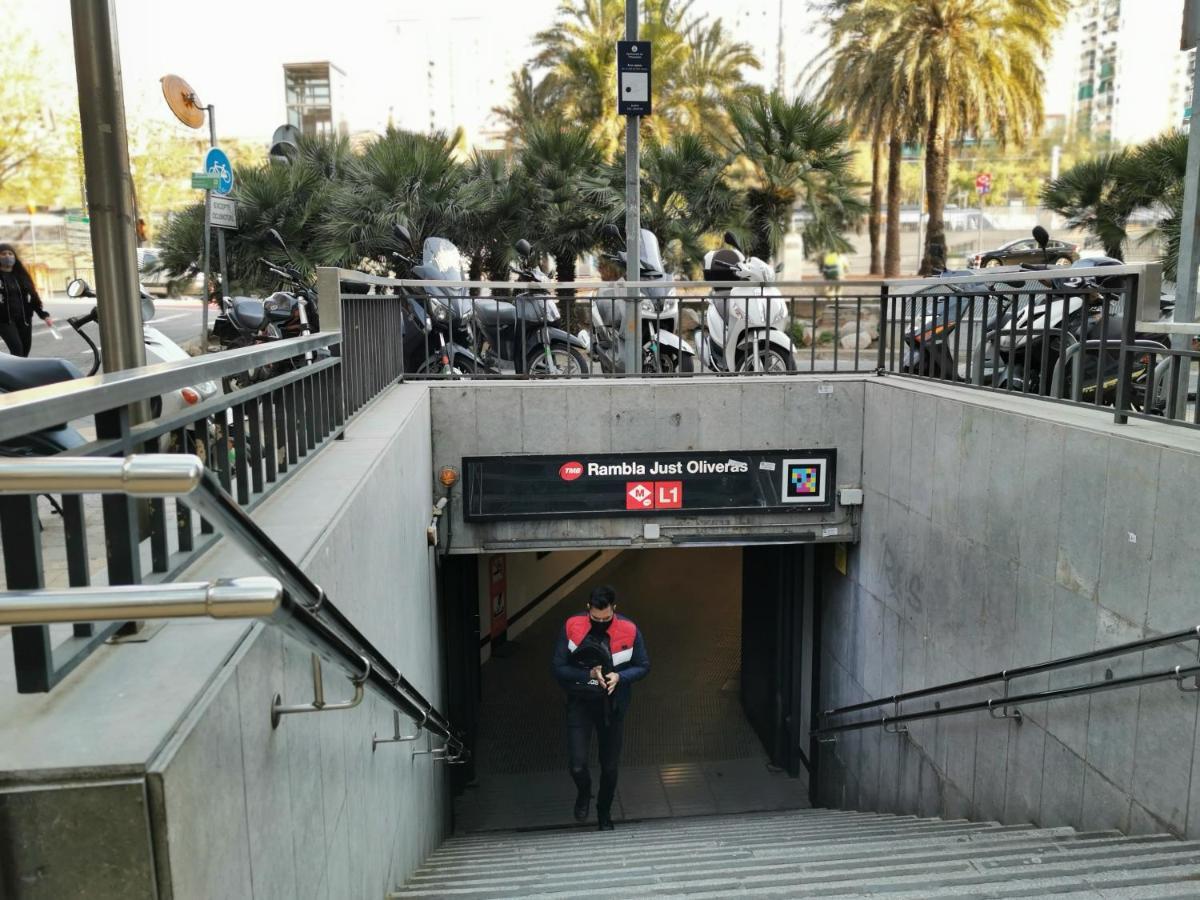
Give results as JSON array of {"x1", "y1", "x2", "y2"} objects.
[
  {"x1": 316, "y1": 266, "x2": 347, "y2": 423},
  {"x1": 1113, "y1": 273, "x2": 1139, "y2": 425},
  {"x1": 876, "y1": 283, "x2": 888, "y2": 375}
]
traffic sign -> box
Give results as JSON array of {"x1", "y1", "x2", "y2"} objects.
[
  {"x1": 204, "y1": 147, "x2": 234, "y2": 195},
  {"x1": 209, "y1": 195, "x2": 238, "y2": 229},
  {"x1": 975, "y1": 172, "x2": 993, "y2": 195},
  {"x1": 192, "y1": 172, "x2": 220, "y2": 190}
]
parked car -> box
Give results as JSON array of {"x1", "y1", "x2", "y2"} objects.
[
  {"x1": 970, "y1": 237, "x2": 1079, "y2": 269},
  {"x1": 138, "y1": 246, "x2": 202, "y2": 297}
]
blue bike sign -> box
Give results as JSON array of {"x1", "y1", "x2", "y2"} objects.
[{"x1": 205, "y1": 147, "x2": 234, "y2": 195}]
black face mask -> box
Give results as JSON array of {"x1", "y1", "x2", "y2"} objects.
[{"x1": 588, "y1": 617, "x2": 612, "y2": 633}]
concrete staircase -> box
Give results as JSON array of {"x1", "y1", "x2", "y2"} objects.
[{"x1": 391, "y1": 808, "x2": 1200, "y2": 898}]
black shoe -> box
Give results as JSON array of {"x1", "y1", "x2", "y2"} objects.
[
  {"x1": 574, "y1": 791, "x2": 591, "y2": 822},
  {"x1": 597, "y1": 813, "x2": 614, "y2": 831}
]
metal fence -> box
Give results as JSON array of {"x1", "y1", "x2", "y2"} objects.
[
  {"x1": 0, "y1": 333, "x2": 347, "y2": 692},
  {"x1": 317, "y1": 267, "x2": 885, "y2": 379},
  {"x1": 877, "y1": 264, "x2": 1199, "y2": 429}
]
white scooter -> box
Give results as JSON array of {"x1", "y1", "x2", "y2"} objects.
[
  {"x1": 696, "y1": 232, "x2": 797, "y2": 373},
  {"x1": 66, "y1": 278, "x2": 222, "y2": 450},
  {"x1": 582, "y1": 225, "x2": 696, "y2": 373}
]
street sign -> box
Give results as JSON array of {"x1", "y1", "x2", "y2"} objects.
[
  {"x1": 65, "y1": 213, "x2": 89, "y2": 224},
  {"x1": 192, "y1": 172, "x2": 220, "y2": 190},
  {"x1": 975, "y1": 172, "x2": 992, "y2": 195},
  {"x1": 617, "y1": 40, "x2": 652, "y2": 116},
  {"x1": 204, "y1": 147, "x2": 234, "y2": 195},
  {"x1": 209, "y1": 195, "x2": 238, "y2": 229},
  {"x1": 463, "y1": 449, "x2": 836, "y2": 521}
]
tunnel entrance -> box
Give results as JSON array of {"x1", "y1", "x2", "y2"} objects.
[{"x1": 439, "y1": 544, "x2": 821, "y2": 832}]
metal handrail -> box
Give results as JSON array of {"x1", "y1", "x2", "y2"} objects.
[
  {"x1": 0, "y1": 578, "x2": 283, "y2": 625},
  {"x1": 0, "y1": 454, "x2": 467, "y2": 756},
  {"x1": 884, "y1": 263, "x2": 1152, "y2": 289},
  {"x1": 817, "y1": 661, "x2": 1200, "y2": 737},
  {"x1": 0, "y1": 331, "x2": 339, "y2": 443},
  {"x1": 818, "y1": 625, "x2": 1200, "y2": 737}
]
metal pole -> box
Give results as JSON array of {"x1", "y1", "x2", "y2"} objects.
[
  {"x1": 1172, "y1": 36, "x2": 1200, "y2": 416},
  {"x1": 916, "y1": 158, "x2": 926, "y2": 276},
  {"x1": 69, "y1": 0, "x2": 146, "y2": 374},
  {"x1": 977, "y1": 191, "x2": 984, "y2": 256},
  {"x1": 622, "y1": 0, "x2": 642, "y2": 376}
]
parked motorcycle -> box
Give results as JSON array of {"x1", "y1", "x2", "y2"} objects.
[
  {"x1": 582, "y1": 225, "x2": 695, "y2": 373},
  {"x1": 695, "y1": 232, "x2": 797, "y2": 373},
  {"x1": 476, "y1": 239, "x2": 590, "y2": 375}
]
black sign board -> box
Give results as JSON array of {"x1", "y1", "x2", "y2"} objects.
[
  {"x1": 617, "y1": 40, "x2": 652, "y2": 116},
  {"x1": 463, "y1": 449, "x2": 836, "y2": 522}
]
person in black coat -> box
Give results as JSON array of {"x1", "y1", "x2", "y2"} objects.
[{"x1": 0, "y1": 243, "x2": 52, "y2": 356}]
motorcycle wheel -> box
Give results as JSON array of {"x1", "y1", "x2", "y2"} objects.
[
  {"x1": 416, "y1": 354, "x2": 479, "y2": 377},
  {"x1": 644, "y1": 349, "x2": 695, "y2": 374},
  {"x1": 526, "y1": 343, "x2": 589, "y2": 377},
  {"x1": 737, "y1": 346, "x2": 795, "y2": 374}
]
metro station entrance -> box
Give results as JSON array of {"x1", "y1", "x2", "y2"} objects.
[{"x1": 438, "y1": 543, "x2": 822, "y2": 832}]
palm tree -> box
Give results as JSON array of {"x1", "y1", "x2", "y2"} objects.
[
  {"x1": 492, "y1": 67, "x2": 562, "y2": 146},
  {"x1": 1041, "y1": 152, "x2": 1134, "y2": 260},
  {"x1": 156, "y1": 135, "x2": 352, "y2": 293},
  {"x1": 876, "y1": 0, "x2": 1069, "y2": 274},
  {"x1": 813, "y1": 0, "x2": 912, "y2": 276},
  {"x1": 606, "y1": 132, "x2": 740, "y2": 274},
  {"x1": 724, "y1": 90, "x2": 865, "y2": 262},
  {"x1": 1043, "y1": 131, "x2": 1188, "y2": 277},
  {"x1": 517, "y1": 121, "x2": 614, "y2": 285},
  {"x1": 317, "y1": 128, "x2": 467, "y2": 269},
  {"x1": 456, "y1": 151, "x2": 533, "y2": 281},
  {"x1": 669, "y1": 19, "x2": 760, "y2": 145}
]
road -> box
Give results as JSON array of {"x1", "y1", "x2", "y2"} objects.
[{"x1": 22, "y1": 298, "x2": 209, "y2": 369}]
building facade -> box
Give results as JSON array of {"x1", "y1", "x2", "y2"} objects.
[
  {"x1": 283, "y1": 61, "x2": 349, "y2": 138},
  {"x1": 1068, "y1": 0, "x2": 1189, "y2": 144}
]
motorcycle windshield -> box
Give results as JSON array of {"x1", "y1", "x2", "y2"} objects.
[{"x1": 420, "y1": 237, "x2": 469, "y2": 316}]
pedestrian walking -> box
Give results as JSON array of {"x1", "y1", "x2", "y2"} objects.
[
  {"x1": 821, "y1": 249, "x2": 849, "y2": 298},
  {"x1": 0, "y1": 243, "x2": 52, "y2": 356},
  {"x1": 551, "y1": 585, "x2": 650, "y2": 831}
]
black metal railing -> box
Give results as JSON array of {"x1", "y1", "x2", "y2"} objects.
[
  {"x1": 817, "y1": 624, "x2": 1200, "y2": 738},
  {"x1": 0, "y1": 333, "x2": 361, "y2": 692},
  {"x1": 318, "y1": 267, "x2": 884, "y2": 379},
  {"x1": 0, "y1": 455, "x2": 467, "y2": 759},
  {"x1": 876, "y1": 264, "x2": 1200, "y2": 429}
]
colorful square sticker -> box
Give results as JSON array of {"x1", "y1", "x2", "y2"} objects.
[{"x1": 781, "y1": 458, "x2": 826, "y2": 504}]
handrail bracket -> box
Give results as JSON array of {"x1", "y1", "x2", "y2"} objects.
[{"x1": 271, "y1": 652, "x2": 368, "y2": 729}]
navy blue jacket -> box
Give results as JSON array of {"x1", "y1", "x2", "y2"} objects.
[{"x1": 552, "y1": 613, "x2": 650, "y2": 712}]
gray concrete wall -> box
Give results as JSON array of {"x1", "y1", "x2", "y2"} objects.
[
  {"x1": 0, "y1": 385, "x2": 449, "y2": 899},
  {"x1": 818, "y1": 378, "x2": 1200, "y2": 839},
  {"x1": 430, "y1": 377, "x2": 866, "y2": 553}
]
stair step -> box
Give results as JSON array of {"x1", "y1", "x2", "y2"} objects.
[
  {"x1": 393, "y1": 842, "x2": 1200, "y2": 897},
  {"x1": 409, "y1": 833, "x2": 1173, "y2": 886}
]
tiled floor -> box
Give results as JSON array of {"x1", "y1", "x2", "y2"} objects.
[{"x1": 455, "y1": 547, "x2": 811, "y2": 833}]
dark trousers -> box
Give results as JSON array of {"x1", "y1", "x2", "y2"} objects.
[
  {"x1": 0, "y1": 321, "x2": 26, "y2": 356},
  {"x1": 567, "y1": 698, "x2": 625, "y2": 816}
]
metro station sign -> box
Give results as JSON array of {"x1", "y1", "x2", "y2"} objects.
[{"x1": 462, "y1": 450, "x2": 836, "y2": 522}]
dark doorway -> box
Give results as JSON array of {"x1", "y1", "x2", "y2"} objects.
[
  {"x1": 440, "y1": 546, "x2": 816, "y2": 832},
  {"x1": 740, "y1": 544, "x2": 818, "y2": 779}
]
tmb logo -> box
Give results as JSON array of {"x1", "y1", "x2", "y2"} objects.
[{"x1": 558, "y1": 461, "x2": 584, "y2": 481}]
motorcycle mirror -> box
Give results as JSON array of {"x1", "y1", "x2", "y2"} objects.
[
  {"x1": 66, "y1": 278, "x2": 89, "y2": 298},
  {"x1": 724, "y1": 231, "x2": 743, "y2": 253},
  {"x1": 267, "y1": 228, "x2": 288, "y2": 251},
  {"x1": 141, "y1": 294, "x2": 156, "y2": 323},
  {"x1": 1032, "y1": 226, "x2": 1050, "y2": 250},
  {"x1": 515, "y1": 238, "x2": 533, "y2": 258},
  {"x1": 392, "y1": 222, "x2": 412, "y2": 247}
]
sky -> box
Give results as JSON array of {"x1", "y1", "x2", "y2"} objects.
[{"x1": 14, "y1": 0, "x2": 825, "y2": 145}]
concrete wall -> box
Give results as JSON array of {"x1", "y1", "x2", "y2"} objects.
[
  {"x1": 430, "y1": 377, "x2": 866, "y2": 554},
  {"x1": 0, "y1": 385, "x2": 449, "y2": 899},
  {"x1": 476, "y1": 550, "x2": 622, "y2": 664},
  {"x1": 818, "y1": 378, "x2": 1200, "y2": 839}
]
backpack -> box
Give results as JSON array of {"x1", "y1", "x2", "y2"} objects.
[{"x1": 566, "y1": 631, "x2": 613, "y2": 699}]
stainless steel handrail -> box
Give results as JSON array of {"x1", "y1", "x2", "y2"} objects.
[
  {"x1": 0, "y1": 577, "x2": 283, "y2": 625},
  {"x1": 0, "y1": 331, "x2": 339, "y2": 443},
  {"x1": 817, "y1": 661, "x2": 1200, "y2": 737},
  {"x1": 0, "y1": 454, "x2": 467, "y2": 756},
  {"x1": 818, "y1": 625, "x2": 1200, "y2": 736}
]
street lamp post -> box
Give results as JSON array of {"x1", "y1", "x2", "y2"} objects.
[
  {"x1": 69, "y1": 0, "x2": 146, "y2": 375},
  {"x1": 623, "y1": 0, "x2": 642, "y2": 376}
]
